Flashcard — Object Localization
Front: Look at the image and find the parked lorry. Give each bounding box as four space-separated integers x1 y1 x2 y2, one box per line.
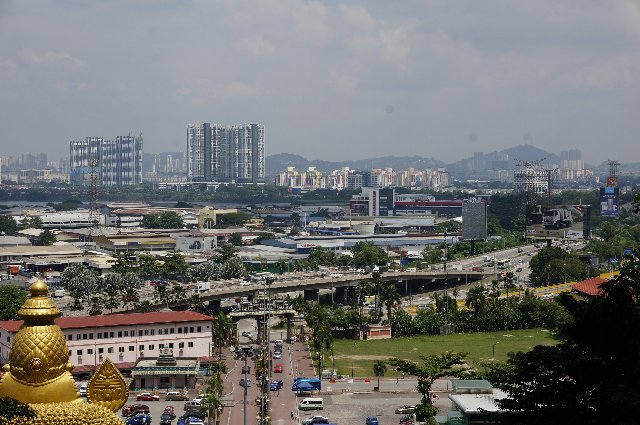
542 208 573 229
7 265 20 275
196 282 211 292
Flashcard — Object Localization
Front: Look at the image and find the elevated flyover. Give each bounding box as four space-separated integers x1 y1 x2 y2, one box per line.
195 269 487 302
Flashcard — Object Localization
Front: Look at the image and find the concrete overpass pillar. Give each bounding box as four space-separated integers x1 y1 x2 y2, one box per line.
335 287 347 303
286 314 293 341
303 289 319 302
256 316 264 344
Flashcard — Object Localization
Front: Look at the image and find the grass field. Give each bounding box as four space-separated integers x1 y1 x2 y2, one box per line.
326 328 559 378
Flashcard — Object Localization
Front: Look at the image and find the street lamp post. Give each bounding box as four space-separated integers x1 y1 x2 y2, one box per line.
493 341 500 358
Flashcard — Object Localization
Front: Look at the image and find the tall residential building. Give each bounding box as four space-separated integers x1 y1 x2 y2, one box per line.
69 135 143 186
187 123 264 183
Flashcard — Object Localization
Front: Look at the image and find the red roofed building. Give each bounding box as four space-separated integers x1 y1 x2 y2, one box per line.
572 277 608 297
0 311 213 377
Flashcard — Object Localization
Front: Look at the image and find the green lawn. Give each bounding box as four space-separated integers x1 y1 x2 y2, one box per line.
326 328 558 378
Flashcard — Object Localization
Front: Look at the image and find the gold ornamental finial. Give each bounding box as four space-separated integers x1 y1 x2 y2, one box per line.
0 278 128 423
0 278 79 403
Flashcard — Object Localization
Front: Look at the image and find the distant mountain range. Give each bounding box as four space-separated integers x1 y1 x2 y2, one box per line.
266 144 564 176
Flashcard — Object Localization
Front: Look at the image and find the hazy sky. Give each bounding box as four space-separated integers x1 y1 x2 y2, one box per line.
1 1 639 164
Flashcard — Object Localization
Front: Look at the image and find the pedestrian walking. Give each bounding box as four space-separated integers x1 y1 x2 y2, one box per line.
396 377 399 385
402 372 405 379
291 412 294 420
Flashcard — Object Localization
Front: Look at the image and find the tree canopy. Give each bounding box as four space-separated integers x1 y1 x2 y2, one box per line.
0 285 28 320
488 258 640 425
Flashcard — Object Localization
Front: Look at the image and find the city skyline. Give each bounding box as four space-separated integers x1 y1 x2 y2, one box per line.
1 1 639 164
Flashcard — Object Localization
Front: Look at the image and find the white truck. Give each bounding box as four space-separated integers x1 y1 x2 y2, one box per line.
196 281 211 292
542 208 573 229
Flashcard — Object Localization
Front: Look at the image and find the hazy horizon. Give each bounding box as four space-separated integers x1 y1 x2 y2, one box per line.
1 1 639 164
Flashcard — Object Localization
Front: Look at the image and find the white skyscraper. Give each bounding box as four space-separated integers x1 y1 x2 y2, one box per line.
187 123 264 183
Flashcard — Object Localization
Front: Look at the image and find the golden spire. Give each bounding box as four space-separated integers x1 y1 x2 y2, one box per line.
0 279 128 423
0 279 79 403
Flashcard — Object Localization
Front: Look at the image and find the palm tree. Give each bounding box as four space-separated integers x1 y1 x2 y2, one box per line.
373 360 387 390
211 312 231 359
465 285 486 320
203 361 228 425
380 281 401 326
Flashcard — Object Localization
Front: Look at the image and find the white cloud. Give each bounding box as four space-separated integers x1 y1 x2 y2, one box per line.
23 50 85 68
234 36 276 57
338 4 376 31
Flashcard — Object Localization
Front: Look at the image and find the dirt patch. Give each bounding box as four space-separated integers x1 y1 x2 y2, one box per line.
332 354 391 360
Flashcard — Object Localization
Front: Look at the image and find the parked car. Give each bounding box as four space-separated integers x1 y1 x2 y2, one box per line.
273 380 284 389
273 352 282 359
183 401 202 411
239 378 251 387
136 392 160 401
192 394 205 404
163 406 176 419
122 404 150 417
177 414 206 425
126 414 152 425
395 405 416 414
270 382 280 391
160 412 174 425
241 331 252 338
241 365 251 374
274 363 284 373
166 392 189 401
302 415 330 424
366 416 380 425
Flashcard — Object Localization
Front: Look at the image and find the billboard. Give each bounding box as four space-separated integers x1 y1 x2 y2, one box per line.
462 200 487 241
600 186 620 217
526 205 591 240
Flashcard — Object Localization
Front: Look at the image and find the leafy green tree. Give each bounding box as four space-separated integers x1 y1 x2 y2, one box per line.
220 257 246 279
488 259 640 425
61 263 101 310
88 295 104 316
109 252 138 275
215 212 251 228
170 282 188 305
19 216 42 229
227 232 243 246
307 247 336 268
0 214 18 236
528 247 571 286
162 251 187 281
36 229 56 246
174 201 193 208
101 273 124 313
121 287 140 310
211 243 238 264
352 241 389 269
187 293 205 313
158 211 184 228
134 300 158 313
389 353 470 421
140 214 160 228
0 285 28 320
252 232 275 245
422 247 443 265
153 283 172 308
373 360 387 389
185 262 220 282
138 253 160 280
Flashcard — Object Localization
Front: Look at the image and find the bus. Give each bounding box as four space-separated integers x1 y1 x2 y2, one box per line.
292 377 322 391
496 259 512 270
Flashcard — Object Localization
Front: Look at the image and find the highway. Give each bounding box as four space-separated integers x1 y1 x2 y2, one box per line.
53 241 587 315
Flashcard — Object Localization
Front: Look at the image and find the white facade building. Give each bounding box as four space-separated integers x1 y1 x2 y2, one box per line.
0 311 213 372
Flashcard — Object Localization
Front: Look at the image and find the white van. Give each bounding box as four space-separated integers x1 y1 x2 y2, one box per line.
299 397 324 411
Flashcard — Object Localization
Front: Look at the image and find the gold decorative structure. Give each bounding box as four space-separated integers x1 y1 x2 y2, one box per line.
0 279 128 424
87 358 129 412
